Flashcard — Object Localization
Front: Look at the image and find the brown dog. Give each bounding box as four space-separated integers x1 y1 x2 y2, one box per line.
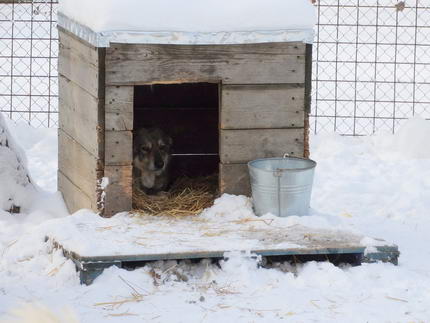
133 128 173 194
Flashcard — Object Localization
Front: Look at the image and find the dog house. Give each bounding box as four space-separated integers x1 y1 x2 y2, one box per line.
57 0 316 216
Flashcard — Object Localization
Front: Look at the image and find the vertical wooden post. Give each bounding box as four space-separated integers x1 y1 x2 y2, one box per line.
103 85 134 217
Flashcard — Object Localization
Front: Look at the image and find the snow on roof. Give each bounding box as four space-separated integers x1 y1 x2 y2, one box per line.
58 0 316 47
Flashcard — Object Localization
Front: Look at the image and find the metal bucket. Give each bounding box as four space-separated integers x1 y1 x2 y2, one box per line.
248 156 317 217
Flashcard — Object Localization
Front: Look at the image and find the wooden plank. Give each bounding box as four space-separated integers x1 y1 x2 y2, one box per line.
221 84 305 129
59 75 102 156
49 215 399 284
220 128 305 164
106 42 306 85
305 44 313 114
105 85 134 131
105 130 133 166
58 29 101 97
58 171 93 213
58 129 102 205
67 243 398 284
219 163 251 196
104 166 133 217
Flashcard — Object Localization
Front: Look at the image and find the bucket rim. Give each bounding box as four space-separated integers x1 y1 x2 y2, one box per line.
247 156 317 172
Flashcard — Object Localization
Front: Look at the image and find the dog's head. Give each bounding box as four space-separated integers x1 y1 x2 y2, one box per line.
133 128 173 172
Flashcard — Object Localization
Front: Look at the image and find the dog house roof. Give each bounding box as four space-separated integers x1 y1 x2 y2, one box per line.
58 0 316 47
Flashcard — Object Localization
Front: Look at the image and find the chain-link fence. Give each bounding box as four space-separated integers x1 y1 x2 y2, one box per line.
311 0 430 135
0 0 58 128
1 0 429 134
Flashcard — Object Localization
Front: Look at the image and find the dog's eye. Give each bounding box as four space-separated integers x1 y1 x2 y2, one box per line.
141 146 150 152
159 144 167 150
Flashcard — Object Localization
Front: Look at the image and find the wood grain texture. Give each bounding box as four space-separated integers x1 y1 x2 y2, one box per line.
58 30 101 97
105 85 134 131
105 130 133 166
58 171 94 213
221 84 305 129
106 42 306 85
104 166 133 217
305 44 313 114
219 163 251 196
58 129 102 205
220 128 305 164
59 75 103 156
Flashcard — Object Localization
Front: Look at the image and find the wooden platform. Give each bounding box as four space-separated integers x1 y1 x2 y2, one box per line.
47 211 399 285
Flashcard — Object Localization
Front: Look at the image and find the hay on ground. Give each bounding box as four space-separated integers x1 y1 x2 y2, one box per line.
133 175 218 217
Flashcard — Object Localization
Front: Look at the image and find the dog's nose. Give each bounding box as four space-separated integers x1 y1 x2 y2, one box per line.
154 160 164 170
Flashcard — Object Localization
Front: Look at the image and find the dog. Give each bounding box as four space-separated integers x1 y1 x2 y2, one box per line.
133 128 173 195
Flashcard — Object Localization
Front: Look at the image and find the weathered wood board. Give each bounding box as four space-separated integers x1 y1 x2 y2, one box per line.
106 42 306 85
219 163 251 196
220 128 305 164
58 29 103 98
104 166 133 217
59 75 103 156
221 84 305 130
58 129 103 200
105 85 134 131
58 28 105 215
58 171 94 212
105 130 133 166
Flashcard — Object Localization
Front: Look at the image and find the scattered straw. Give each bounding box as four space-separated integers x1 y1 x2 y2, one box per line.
94 293 144 309
133 175 218 217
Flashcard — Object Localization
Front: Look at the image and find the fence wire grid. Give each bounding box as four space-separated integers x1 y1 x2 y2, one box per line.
0 0 58 128
0 0 429 134
312 0 430 135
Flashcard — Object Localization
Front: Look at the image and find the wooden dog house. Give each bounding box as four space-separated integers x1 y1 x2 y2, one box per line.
57 1 316 217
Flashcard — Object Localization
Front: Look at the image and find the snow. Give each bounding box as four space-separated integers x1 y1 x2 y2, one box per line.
1 115 430 322
0 114 33 212
57 0 316 46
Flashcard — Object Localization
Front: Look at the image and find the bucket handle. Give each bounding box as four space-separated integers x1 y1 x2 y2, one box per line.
273 153 290 178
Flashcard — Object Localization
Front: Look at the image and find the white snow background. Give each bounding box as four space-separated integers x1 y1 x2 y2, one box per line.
0 116 429 322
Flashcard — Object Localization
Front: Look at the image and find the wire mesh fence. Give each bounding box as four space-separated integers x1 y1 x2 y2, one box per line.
0 0 58 127
311 0 430 135
0 0 429 134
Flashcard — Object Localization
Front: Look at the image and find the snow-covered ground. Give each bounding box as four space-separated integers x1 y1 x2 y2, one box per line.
1 117 430 322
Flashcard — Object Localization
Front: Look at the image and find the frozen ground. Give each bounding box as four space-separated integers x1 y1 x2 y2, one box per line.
0 117 430 322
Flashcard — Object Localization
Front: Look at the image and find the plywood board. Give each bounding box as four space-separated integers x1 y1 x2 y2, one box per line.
106 42 306 85
221 84 305 130
220 128 305 164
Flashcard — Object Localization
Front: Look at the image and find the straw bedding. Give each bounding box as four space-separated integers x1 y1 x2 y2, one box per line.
133 175 218 217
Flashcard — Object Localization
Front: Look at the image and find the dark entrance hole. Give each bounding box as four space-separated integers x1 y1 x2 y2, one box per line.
133 83 219 183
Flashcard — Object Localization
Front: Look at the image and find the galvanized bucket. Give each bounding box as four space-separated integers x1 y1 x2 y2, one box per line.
248 156 317 217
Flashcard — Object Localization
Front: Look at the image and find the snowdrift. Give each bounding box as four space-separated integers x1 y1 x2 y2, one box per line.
0 114 33 213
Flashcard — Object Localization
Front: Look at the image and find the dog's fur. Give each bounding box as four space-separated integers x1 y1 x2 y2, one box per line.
133 128 172 194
